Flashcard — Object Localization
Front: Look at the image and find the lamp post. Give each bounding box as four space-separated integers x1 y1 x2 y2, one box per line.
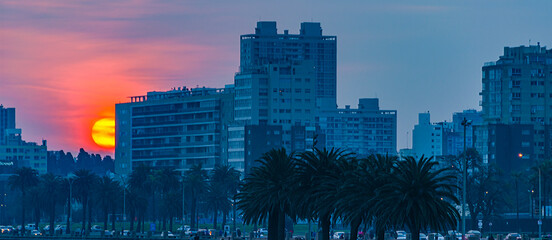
461 118 472 240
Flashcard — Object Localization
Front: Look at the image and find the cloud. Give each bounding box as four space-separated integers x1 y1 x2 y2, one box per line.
0 1 235 155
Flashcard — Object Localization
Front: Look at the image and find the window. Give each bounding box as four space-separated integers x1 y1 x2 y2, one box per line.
295 89 302 93
511 81 521 88
305 89 311 93
510 68 521 76
512 92 521 99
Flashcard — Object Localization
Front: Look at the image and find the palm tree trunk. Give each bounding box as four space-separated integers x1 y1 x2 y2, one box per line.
321 213 331 240
222 210 227 230
34 206 39 233
21 190 26 235
163 214 167 231
169 214 173 232
111 206 116 231
213 206 218 230
50 202 56 236
104 206 109 233
376 217 385 240
87 200 92 236
66 196 71 234
267 208 278 240
130 209 135 231
350 216 361 240
191 198 197 229
82 198 87 235
277 209 286 240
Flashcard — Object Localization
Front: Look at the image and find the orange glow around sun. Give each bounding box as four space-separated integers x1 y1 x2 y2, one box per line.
92 118 115 149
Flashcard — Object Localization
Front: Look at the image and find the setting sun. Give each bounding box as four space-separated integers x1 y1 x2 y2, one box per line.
91 118 115 148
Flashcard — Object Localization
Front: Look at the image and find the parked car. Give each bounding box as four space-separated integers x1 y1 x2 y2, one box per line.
25 224 37 230
333 232 345 239
104 230 114 236
91 225 102 232
177 225 191 233
161 231 176 238
258 228 268 237
466 230 481 239
31 230 42 236
43 225 50 232
419 233 428 240
54 225 66 233
505 233 522 240
397 231 407 240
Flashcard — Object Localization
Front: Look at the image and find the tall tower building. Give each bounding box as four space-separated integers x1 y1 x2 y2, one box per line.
0 105 16 145
240 21 337 109
479 44 552 171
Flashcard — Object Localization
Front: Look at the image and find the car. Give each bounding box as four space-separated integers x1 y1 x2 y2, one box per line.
25 224 37 230
436 233 445 240
54 225 66 233
397 231 407 240
43 225 50 231
177 225 191 232
419 233 428 240
505 233 521 240
161 231 176 238
31 230 42 236
333 232 345 239
104 230 114 236
466 230 481 239
91 225 103 232
122 230 130 236
258 228 268 237
208 229 217 236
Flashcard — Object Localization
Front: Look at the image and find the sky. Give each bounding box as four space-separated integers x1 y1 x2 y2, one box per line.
1 0 551 156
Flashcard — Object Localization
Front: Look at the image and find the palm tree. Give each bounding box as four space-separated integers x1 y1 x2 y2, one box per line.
210 165 240 230
73 169 98 235
95 176 119 231
511 171 523 231
296 148 352 240
128 164 153 233
238 148 297 240
337 154 397 240
376 156 459 240
154 168 179 231
40 173 61 236
184 164 208 230
8 167 39 233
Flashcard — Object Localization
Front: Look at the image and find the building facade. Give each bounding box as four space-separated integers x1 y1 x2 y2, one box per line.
240 21 337 110
0 129 47 174
480 44 552 169
317 98 396 156
0 105 15 146
115 87 234 174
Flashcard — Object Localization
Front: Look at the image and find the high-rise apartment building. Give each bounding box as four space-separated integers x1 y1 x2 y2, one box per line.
317 98 396 156
115 87 234 174
240 21 337 109
479 44 552 169
0 105 15 146
0 129 48 174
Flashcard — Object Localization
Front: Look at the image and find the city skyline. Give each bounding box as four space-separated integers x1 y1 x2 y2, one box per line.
1 1 551 155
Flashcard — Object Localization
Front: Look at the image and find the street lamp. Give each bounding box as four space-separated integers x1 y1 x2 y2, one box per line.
461 118 472 240
539 167 542 240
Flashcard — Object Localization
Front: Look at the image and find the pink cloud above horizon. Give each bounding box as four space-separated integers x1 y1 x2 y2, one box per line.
0 1 235 156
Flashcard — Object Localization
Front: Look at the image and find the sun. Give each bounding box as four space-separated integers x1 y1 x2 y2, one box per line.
91 118 115 148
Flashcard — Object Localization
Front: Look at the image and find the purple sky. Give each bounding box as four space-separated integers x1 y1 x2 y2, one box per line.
1 0 551 155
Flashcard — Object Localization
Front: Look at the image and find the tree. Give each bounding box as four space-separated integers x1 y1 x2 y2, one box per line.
296 148 352 240
154 168 179 231
183 164 208 230
40 173 61 236
376 156 459 240
128 164 153 233
95 176 119 231
8 167 39 233
74 169 98 235
209 165 240 230
237 148 296 240
338 154 397 240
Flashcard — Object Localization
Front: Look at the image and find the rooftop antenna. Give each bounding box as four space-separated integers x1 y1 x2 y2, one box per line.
529 39 531 45
406 131 409 148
